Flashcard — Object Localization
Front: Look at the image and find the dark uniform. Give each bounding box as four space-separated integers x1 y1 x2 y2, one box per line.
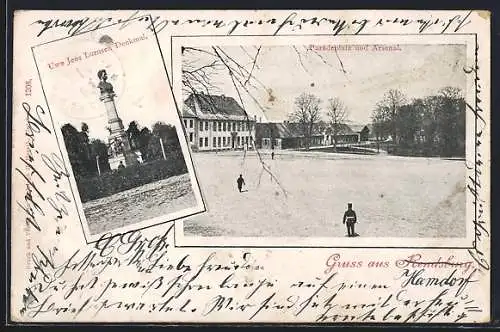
343 203 357 237
237 174 245 192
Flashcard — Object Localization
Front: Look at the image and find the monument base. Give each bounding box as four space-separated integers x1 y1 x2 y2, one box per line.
109 151 140 170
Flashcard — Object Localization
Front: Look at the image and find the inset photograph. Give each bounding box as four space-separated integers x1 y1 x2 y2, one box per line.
32 21 205 241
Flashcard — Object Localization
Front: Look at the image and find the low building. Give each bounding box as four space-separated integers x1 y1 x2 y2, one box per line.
257 122 370 149
255 122 325 149
325 124 370 144
181 92 256 151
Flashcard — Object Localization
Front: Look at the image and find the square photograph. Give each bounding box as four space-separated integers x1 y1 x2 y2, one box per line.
172 35 475 247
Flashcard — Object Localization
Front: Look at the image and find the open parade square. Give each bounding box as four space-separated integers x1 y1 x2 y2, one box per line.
183 150 465 239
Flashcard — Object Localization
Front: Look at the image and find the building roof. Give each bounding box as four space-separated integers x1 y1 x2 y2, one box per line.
349 124 369 133
182 103 197 118
183 92 251 121
256 122 369 139
334 123 355 134
256 122 324 139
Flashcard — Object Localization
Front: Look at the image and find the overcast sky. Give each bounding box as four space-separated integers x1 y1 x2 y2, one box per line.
182 44 467 125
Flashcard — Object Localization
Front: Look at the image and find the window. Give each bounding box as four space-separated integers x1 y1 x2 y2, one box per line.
245 136 249 144
199 121 203 131
232 122 236 131
218 122 222 131
223 122 226 131
189 133 193 142
199 138 203 147
238 122 241 131
223 137 226 146
205 137 208 146
205 121 209 130
213 121 216 132
237 136 241 146
213 137 216 147
183 119 187 127
189 120 193 128
217 137 221 147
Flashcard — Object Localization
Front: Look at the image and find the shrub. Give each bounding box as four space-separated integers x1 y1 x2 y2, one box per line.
76 155 188 202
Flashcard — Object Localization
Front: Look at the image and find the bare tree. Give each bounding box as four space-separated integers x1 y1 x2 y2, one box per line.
181 47 224 97
180 46 346 194
326 97 349 150
290 93 322 150
181 46 268 113
376 89 407 143
181 46 289 196
181 45 347 115
371 104 392 141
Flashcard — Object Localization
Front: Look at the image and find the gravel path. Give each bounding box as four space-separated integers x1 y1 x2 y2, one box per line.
84 173 196 235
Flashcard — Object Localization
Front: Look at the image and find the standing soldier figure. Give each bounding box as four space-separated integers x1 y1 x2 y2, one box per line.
343 203 357 237
237 174 246 193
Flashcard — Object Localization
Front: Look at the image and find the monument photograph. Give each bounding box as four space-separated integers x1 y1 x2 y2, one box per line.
172 35 474 247
31 26 205 240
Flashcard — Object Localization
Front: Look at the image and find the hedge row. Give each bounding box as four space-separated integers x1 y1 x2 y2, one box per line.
387 144 465 158
76 155 188 203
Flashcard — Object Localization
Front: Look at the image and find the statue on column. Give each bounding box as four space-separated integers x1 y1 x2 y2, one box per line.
97 69 114 95
98 69 138 170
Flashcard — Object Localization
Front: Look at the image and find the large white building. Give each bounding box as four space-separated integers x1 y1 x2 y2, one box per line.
181 92 256 151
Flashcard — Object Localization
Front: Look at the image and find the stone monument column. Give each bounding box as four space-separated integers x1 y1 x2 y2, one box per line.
97 69 138 170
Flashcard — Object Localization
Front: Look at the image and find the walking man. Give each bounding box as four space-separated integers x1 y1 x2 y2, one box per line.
237 174 246 192
342 203 357 237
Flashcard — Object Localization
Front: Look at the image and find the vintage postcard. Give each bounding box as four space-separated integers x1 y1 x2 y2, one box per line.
10 10 490 324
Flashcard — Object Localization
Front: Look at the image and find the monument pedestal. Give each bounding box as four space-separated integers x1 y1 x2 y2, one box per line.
109 151 140 170
108 154 126 170
98 69 142 171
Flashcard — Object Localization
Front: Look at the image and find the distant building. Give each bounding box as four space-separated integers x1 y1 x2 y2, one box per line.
255 121 325 149
328 124 370 144
257 122 370 149
181 92 256 151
